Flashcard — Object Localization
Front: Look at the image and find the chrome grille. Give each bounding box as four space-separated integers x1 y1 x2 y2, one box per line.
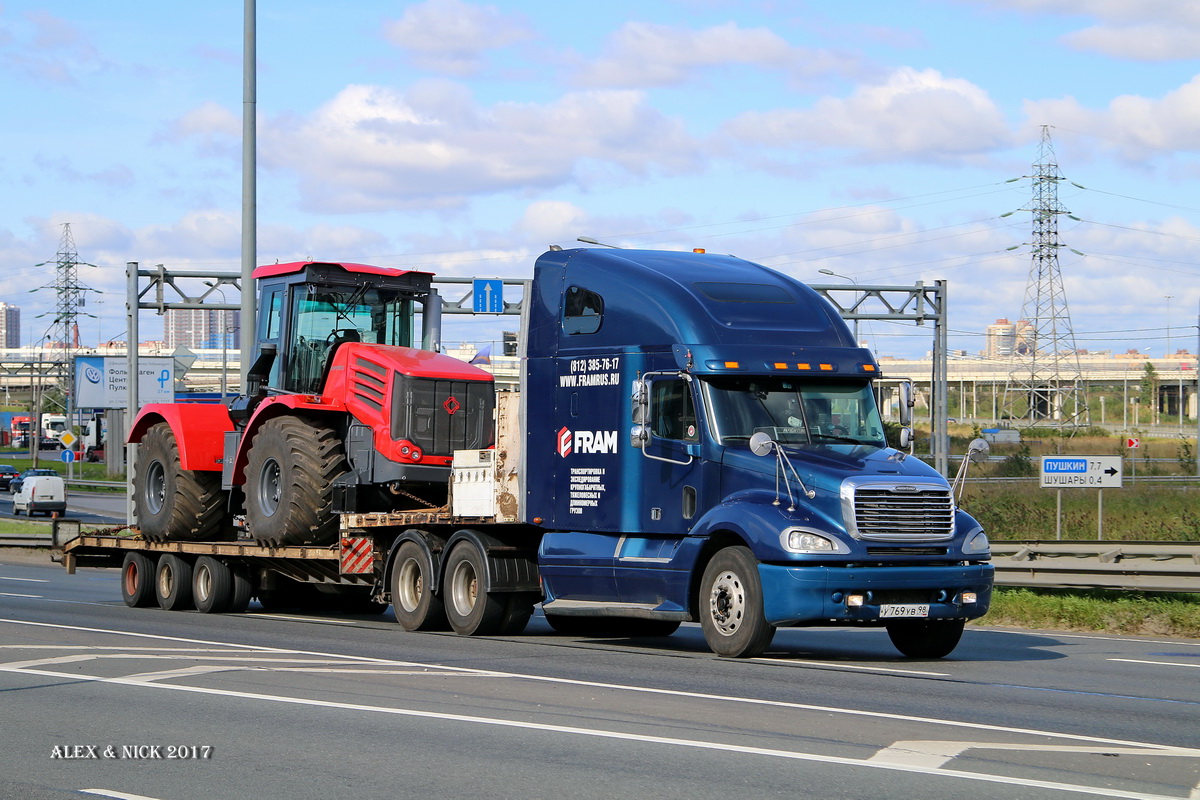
851 483 954 542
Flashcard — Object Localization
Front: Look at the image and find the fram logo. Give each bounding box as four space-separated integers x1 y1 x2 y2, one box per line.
557 427 618 458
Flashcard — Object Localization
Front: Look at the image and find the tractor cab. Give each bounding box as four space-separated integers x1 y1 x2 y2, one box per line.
251 261 435 395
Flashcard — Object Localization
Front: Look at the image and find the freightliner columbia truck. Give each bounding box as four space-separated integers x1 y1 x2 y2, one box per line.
59 247 993 658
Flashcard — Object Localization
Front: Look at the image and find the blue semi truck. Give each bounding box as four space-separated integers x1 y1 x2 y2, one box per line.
61 247 992 659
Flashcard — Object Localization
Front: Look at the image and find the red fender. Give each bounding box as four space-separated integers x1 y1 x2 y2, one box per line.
127 403 234 473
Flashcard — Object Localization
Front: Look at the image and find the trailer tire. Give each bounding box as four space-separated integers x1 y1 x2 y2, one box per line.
885 619 965 659
155 554 194 611
390 540 448 631
699 546 775 658
245 416 348 547
135 422 226 543
443 541 505 636
120 552 157 608
498 592 539 635
193 556 237 614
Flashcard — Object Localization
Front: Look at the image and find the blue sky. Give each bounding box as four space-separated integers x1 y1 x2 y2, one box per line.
2 0 1200 360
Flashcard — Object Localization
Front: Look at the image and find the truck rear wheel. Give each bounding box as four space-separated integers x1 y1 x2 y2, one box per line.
135 422 226 543
699 546 775 658
886 619 965 658
155 554 194 611
120 552 156 608
245 416 348 547
390 540 448 631
193 556 252 614
443 541 505 636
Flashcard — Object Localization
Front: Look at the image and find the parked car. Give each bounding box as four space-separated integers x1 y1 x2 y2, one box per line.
0 465 18 490
12 474 67 517
39 436 64 451
9 468 58 495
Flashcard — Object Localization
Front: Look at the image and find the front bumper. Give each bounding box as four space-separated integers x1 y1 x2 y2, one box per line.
759 562 994 627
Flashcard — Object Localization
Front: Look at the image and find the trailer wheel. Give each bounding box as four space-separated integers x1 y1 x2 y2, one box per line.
886 619 965 658
443 541 505 636
189 556 238 614
245 416 348 547
155 554 194 611
390 540 448 631
135 422 225 543
120 552 157 608
497 592 539 635
699 546 775 658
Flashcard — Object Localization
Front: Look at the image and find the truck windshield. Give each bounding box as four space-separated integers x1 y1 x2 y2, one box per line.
702 377 886 448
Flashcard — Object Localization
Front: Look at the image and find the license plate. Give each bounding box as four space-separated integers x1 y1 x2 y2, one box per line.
880 604 929 618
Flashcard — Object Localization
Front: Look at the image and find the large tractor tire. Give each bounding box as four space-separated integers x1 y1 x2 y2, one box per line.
244 416 348 547
134 422 225 543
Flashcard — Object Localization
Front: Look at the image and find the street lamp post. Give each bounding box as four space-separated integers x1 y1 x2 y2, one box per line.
818 268 860 344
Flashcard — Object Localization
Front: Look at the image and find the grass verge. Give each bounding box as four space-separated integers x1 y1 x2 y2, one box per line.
975 587 1200 639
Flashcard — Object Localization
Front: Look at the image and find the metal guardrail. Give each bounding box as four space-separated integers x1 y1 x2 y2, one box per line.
0 533 53 547
991 541 1200 593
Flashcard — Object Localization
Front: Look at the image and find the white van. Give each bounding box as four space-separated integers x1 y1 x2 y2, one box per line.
12 474 67 517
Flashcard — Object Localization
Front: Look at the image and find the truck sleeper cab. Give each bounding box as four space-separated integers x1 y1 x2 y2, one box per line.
525 247 992 658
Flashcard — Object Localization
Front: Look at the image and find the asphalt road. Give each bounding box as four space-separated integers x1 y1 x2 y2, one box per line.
1 552 1198 800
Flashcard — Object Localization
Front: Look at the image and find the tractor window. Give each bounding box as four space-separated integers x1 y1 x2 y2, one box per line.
283 285 416 394
649 379 698 441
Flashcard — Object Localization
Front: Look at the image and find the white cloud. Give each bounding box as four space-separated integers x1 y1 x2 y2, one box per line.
724 67 1011 161
962 0 1200 60
1025 75 1200 156
1062 23 1200 61
258 82 704 213
156 101 240 156
383 0 533 76
576 20 863 88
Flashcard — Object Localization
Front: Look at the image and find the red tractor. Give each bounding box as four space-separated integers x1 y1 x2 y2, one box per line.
128 261 495 546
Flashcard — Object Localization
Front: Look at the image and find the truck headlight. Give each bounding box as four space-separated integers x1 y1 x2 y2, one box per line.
964 527 990 555
781 527 849 554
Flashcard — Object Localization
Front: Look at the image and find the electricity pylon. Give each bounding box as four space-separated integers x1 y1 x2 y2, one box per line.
1002 126 1089 430
34 222 99 350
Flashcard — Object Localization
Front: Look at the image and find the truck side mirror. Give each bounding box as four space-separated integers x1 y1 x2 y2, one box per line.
898 427 913 450
749 431 775 457
898 381 914 427
631 380 648 424
630 424 648 450
967 437 990 463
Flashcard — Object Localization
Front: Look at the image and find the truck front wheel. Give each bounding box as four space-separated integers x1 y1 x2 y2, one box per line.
699 546 775 658
390 540 448 631
886 619 965 658
244 416 348 547
135 422 225 543
443 541 505 636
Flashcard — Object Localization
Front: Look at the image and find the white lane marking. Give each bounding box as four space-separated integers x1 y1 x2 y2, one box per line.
0 592 41 598
870 740 1200 769
1 616 1194 755
0 576 48 583
1110 658 1200 670
754 657 948 676
1 662 1189 800
122 665 241 683
82 790 162 800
